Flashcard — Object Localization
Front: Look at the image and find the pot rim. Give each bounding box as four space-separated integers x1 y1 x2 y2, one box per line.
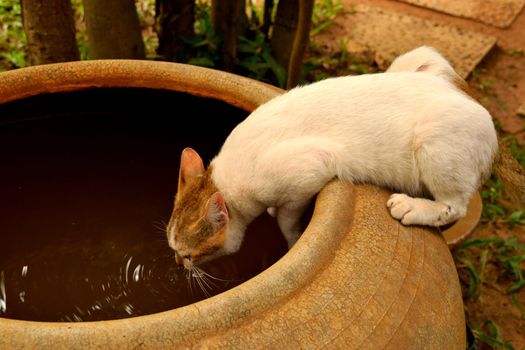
0 59 282 112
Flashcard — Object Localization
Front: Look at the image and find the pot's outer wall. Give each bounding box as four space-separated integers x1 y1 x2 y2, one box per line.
0 61 465 349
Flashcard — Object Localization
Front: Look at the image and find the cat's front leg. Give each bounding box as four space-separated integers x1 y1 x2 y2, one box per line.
276 200 310 249
386 193 466 226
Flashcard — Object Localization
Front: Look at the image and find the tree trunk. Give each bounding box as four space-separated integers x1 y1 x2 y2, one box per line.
212 0 245 71
270 0 314 89
270 0 298 76
286 0 314 89
156 0 194 61
83 0 145 59
20 0 80 65
261 0 274 37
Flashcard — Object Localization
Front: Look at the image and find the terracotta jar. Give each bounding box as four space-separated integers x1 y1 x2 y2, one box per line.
0 61 467 349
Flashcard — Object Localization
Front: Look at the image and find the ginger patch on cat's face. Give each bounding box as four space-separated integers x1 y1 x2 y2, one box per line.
167 166 228 264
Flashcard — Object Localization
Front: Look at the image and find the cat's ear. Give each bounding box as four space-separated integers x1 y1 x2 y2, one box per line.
205 192 229 231
178 147 204 190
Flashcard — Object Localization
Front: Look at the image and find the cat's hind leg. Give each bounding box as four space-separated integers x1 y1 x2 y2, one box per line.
387 136 476 226
387 100 495 226
388 138 486 225
387 117 494 226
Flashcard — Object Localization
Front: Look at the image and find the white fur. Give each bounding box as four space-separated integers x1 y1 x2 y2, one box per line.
210 46 498 251
386 45 460 81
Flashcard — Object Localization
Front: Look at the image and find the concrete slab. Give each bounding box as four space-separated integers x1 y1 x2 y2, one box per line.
333 3 497 78
395 0 525 28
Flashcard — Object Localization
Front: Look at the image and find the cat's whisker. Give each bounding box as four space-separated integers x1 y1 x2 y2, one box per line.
196 267 231 283
195 269 216 290
194 268 223 289
197 279 210 297
193 271 211 297
151 221 167 234
190 267 216 296
199 273 217 289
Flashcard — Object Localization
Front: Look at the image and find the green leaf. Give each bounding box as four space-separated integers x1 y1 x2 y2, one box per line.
507 278 525 294
479 249 489 278
188 57 215 68
505 48 524 56
310 20 333 36
182 36 209 48
261 51 286 88
500 255 525 281
237 41 258 54
486 203 506 217
311 0 344 37
505 236 525 252
510 294 525 319
472 320 515 350
458 237 502 251
507 210 525 228
2 51 25 68
458 257 480 298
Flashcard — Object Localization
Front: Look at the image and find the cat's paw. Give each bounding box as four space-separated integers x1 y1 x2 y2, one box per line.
387 194 416 224
386 193 455 226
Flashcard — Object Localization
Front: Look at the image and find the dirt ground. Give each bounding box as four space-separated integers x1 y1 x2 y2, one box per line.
314 1 525 348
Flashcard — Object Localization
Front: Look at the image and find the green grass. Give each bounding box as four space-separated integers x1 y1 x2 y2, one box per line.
502 135 525 164
480 78 496 93
455 236 524 349
471 320 515 350
455 236 525 297
505 48 524 57
481 176 513 225
481 136 525 228
310 0 344 37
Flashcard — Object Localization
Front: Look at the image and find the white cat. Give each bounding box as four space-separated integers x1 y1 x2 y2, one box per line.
167 46 498 268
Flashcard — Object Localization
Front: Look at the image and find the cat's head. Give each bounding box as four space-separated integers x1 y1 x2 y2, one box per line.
167 148 230 269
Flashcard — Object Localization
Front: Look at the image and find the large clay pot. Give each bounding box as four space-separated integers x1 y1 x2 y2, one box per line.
0 61 467 349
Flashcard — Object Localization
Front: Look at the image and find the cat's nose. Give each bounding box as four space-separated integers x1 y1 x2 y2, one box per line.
183 261 192 269
175 252 192 267
181 255 193 269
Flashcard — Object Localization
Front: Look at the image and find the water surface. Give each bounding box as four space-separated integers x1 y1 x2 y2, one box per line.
0 89 288 322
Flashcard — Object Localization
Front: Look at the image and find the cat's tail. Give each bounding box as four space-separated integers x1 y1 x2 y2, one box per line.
386 46 465 88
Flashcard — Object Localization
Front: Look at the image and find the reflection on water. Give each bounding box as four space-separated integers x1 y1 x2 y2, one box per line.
0 272 6 313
